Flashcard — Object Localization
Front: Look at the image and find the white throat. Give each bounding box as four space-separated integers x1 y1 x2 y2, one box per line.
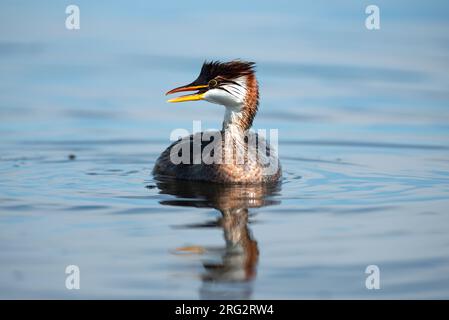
223 105 245 131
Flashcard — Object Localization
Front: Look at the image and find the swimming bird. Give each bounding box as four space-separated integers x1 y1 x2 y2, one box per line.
153 60 281 184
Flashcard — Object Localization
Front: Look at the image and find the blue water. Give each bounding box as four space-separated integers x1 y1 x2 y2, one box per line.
1 0 449 299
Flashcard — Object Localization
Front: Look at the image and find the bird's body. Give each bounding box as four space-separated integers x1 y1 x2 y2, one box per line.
153 131 281 184
153 60 281 184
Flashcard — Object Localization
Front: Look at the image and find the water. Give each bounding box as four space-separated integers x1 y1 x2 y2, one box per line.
1 0 449 299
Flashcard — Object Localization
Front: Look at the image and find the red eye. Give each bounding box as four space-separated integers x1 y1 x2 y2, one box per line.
208 79 218 88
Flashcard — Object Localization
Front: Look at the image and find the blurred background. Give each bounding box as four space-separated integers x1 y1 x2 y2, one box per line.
1 0 449 299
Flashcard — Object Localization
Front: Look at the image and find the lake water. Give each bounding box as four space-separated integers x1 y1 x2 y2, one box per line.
1 1 449 299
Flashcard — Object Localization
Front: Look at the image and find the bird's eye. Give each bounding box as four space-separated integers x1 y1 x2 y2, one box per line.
208 79 218 88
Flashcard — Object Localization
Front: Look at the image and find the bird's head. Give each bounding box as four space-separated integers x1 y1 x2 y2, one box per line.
166 60 259 130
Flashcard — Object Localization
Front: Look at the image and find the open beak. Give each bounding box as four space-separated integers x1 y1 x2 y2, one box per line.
165 84 208 103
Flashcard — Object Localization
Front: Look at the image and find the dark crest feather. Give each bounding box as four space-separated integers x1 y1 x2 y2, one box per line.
194 60 256 84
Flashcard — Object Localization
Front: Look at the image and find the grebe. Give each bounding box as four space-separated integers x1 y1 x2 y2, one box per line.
153 60 281 184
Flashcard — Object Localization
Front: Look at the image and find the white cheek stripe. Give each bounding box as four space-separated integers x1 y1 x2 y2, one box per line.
225 86 244 98
204 76 248 108
227 83 246 94
222 77 247 102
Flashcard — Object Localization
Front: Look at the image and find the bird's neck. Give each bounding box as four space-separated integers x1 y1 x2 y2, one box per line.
222 107 246 136
221 74 259 136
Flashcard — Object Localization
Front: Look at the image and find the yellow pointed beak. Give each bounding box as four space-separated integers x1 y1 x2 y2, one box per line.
165 84 208 103
167 93 205 103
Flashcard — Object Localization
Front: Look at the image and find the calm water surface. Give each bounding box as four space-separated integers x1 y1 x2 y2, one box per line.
1 1 449 298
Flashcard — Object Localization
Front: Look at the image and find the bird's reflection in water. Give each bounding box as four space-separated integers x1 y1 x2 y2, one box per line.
155 179 281 299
